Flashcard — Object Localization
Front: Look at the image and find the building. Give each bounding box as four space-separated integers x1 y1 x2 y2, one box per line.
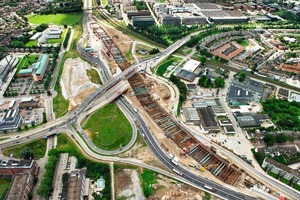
53 154 90 200
18 54 50 81
127 11 151 19
0 159 37 176
262 157 300 184
0 55 18 87
29 32 42 40
212 41 244 60
159 14 181 26
219 119 233 126
276 62 300 75
5 172 34 200
19 98 40 109
132 16 155 27
182 16 207 25
233 112 261 128
224 126 235 134
197 107 219 132
183 107 200 125
227 85 253 105
176 59 201 82
0 109 22 132
62 169 87 200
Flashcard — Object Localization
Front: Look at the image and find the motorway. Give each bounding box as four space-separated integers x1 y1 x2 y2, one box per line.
0 8 299 200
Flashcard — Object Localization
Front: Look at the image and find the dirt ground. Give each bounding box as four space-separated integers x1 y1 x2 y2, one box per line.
144 76 171 110
115 168 221 200
60 58 98 109
115 169 144 200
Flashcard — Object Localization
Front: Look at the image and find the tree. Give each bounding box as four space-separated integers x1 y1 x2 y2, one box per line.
287 135 295 142
21 147 34 159
263 134 275 146
149 48 159 54
200 56 207 65
239 72 246 82
214 77 225 88
36 23 49 32
276 133 287 143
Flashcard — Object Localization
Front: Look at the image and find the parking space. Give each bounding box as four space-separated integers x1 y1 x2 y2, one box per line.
4 77 45 97
19 108 44 127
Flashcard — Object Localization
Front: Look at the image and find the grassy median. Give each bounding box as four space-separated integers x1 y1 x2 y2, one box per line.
82 103 133 150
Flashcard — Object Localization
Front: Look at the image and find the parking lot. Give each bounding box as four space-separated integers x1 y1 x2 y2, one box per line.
4 77 44 97
19 108 44 127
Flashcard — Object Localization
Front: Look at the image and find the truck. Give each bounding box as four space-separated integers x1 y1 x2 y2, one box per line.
204 185 216 192
172 168 183 176
171 156 179 165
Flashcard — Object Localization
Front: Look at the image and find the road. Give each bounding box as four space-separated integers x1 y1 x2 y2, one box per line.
1 8 299 200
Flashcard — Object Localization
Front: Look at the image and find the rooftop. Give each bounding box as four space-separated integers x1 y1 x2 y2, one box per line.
264 157 300 178
197 107 218 128
0 159 34 169
182 59 200 72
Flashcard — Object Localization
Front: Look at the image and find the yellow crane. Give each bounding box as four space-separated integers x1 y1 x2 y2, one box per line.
199 164 219 172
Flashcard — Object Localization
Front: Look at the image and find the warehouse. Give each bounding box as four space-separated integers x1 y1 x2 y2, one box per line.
197 107 219 133
159 14 181 26
183 107 200 125
132 16 155 27
0 108 23 132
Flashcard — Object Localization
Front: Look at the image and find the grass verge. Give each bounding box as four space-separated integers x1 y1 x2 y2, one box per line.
0 177 11 200
87 68 102 84
25 40 38 47
53 54 69 118
82 103 133 150
3 139 47 159
156 56 180 77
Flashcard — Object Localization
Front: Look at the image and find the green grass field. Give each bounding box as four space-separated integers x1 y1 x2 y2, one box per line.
141 169 157 197
86 69 102 84
0 178 11 200
17 54 39 70
27 13 83 26
3 139 47 159
83 103 133 150
156 56 180 77
25 40 38 47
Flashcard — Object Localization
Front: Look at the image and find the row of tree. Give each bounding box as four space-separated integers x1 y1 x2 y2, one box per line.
263 133 292 146
63 28 71 48
170 74 187 113
262 98 300 131
198 75 225 88
39 0 82 14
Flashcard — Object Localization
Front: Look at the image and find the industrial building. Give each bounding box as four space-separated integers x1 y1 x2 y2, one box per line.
183 107 201 125
132 16 155 27
127 11 151 19
38 25 63 44
18 54 50 81
233 112 261 128
0 55 18 87
0 109 23 132
197 107 219 132
176 59 201 82
227 85 254 105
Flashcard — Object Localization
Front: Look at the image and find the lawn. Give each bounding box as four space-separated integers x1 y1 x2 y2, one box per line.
141 169 158 197
53 54 69 118
237 39 249 47
17 54 39 70
156 56 180 77
27 13 83 26
3 139 47 159
83 103 133 150
0 177 11 200
267 171 278 178
25 40 38 47
86 69 102 84
47 28 67 44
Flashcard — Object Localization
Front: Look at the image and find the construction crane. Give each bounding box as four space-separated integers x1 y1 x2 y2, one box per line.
199 164 219 172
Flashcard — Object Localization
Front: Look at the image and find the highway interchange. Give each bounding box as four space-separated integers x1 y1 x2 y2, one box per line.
0 8 300 200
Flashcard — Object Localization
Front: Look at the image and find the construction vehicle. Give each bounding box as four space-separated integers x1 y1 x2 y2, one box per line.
199 163 219 172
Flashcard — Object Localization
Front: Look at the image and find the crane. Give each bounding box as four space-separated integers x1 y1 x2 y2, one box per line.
199 163 219 172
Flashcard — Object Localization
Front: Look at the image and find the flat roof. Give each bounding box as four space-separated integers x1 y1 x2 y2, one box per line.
35 54 49 75
183 108 200 121
224 126 235 133
0 159 34 169
228 85 253 99
182 59 200 72
197 107 218 128
176 70 196 82
6 173 31 200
